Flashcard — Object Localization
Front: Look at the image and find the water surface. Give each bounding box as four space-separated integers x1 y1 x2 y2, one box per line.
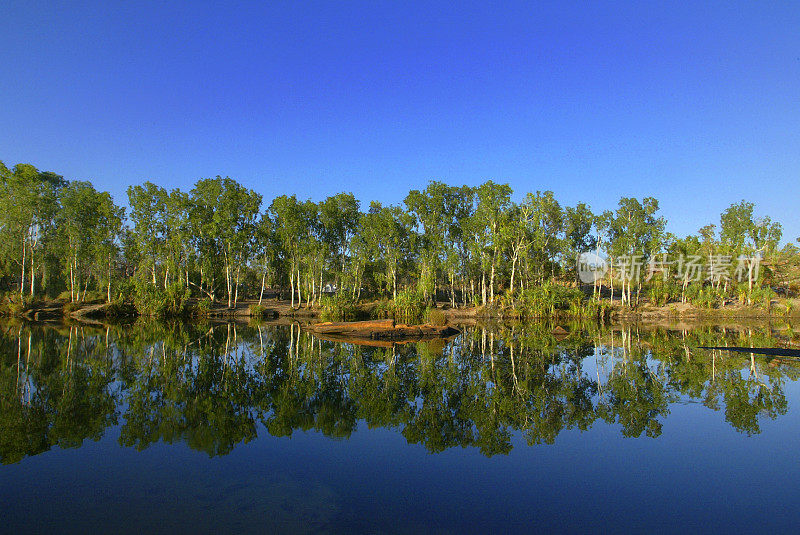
1 320 799 533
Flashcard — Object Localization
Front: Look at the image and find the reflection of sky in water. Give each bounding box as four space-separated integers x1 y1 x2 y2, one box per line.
1 322 799 533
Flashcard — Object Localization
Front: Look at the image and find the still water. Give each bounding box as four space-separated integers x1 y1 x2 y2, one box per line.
1 320 799 533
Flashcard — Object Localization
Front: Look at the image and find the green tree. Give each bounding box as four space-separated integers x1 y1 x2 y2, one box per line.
0 163 65 296
358 202 415 300
190 177 262 308
127 181 169 286
467 181 512 304
58 181 107 301
605 197 666 306
269 195 311 308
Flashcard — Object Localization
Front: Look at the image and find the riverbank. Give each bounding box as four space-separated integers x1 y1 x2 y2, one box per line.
4 295 800 324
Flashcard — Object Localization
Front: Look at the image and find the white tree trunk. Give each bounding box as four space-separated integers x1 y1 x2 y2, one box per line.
290 269 295 309
259 270 266 305
20 236 26 294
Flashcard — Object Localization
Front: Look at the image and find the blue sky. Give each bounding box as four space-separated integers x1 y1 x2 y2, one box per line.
2 1 799 241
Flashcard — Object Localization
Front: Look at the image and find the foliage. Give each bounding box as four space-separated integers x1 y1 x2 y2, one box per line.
134 280 190 317
2 293 32 315
392 287 427 323
424 307 447 326
684 284 724 309
1 160 798 317
648 280 682 307
195 298 213 316
320 295 360 322
511 283 585 318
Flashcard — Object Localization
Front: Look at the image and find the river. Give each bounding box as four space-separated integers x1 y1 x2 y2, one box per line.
1 320 798 533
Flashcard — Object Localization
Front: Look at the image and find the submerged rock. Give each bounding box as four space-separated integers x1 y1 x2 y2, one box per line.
307 319 459 343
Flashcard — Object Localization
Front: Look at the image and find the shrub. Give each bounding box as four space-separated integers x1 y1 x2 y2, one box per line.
320 294 359 321
82 290 106 303
4 293 32 316
196 297 213 315
687 284 723 309
249 303 267 317
392 287 426 323
62 300 81 315
648 280 680 307
425 307 447 326
114 278 136 303
776 299 793 316
105 300 131 317
513 282 586 318
134 280 190 317
749 285 775 308
370 299 393 319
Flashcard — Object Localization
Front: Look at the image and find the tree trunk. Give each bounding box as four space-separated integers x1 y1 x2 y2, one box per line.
234 266 240 307
510 249 519 295
29 246 35 296
470 278 475 306
259 269 267 305
20 236 26 294
490 260 495 304
290 269 295 309
609 259 614 306
225 254 232 308
296 267 301 308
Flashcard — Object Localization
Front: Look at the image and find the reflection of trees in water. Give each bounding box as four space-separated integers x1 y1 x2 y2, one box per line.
0 323 118 464
0 320 796 463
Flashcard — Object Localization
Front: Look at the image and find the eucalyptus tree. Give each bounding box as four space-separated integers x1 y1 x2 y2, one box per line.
605 197 666 306
441 185 475 306
163 188 193 289
0 162 65 296
58 181 122 301
190 177 261 308
358 202 415 300
595 211 616 302
404 182 452 301
468 181 512 304
563 202 596 278
719 202 752 255
127 181 168 285
521 191 564 285
502 202 532 296
668 233 702 301
92 192 125 302
58 181 95 300
269 195 310 308
253 213 279 305
698 224 718 288
300 199 324 306
318 193 360 293
719 200 782 296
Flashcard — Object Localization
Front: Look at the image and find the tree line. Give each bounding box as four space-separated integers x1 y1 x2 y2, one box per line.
1 160 795 315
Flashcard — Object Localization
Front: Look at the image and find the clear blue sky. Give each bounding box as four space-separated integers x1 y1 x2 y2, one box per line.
2 1 799 241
